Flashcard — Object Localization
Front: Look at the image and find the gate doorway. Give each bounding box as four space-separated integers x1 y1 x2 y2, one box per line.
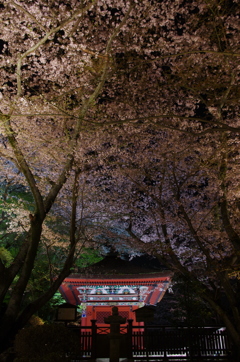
81 305 143 329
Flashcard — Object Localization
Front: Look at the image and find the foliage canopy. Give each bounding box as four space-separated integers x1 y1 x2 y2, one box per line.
0 0 240 356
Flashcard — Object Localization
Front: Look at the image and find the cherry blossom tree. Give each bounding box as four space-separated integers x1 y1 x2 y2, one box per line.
85 124 240 354
0 0 135 351
64 0 240 350
0 0 240 356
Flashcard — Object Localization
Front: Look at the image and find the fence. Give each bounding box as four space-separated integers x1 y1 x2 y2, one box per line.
68 321 232 361
130 325 232 361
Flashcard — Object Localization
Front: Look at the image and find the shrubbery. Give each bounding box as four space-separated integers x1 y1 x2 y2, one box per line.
14 323 80 362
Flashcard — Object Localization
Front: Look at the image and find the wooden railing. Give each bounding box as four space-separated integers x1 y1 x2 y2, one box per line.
130 325 232 360
68 321 233 361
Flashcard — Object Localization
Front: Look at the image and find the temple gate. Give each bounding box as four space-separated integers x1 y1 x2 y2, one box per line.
59 254 173 327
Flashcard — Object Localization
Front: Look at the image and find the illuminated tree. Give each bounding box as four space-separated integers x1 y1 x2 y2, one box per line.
0 0 134 350
92 127 240 353
0 0 239 355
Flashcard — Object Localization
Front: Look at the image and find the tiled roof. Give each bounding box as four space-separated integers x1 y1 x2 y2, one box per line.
70 255 173 279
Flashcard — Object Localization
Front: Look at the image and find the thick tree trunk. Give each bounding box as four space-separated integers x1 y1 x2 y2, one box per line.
0 219 43 351
0 187 78 353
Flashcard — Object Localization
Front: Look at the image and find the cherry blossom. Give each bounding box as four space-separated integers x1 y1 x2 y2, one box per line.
0 0 240 355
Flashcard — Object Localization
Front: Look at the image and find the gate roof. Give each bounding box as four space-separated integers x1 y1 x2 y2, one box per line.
59 254 173 306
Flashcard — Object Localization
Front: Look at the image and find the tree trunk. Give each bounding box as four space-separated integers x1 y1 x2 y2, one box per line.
0 219 43 351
